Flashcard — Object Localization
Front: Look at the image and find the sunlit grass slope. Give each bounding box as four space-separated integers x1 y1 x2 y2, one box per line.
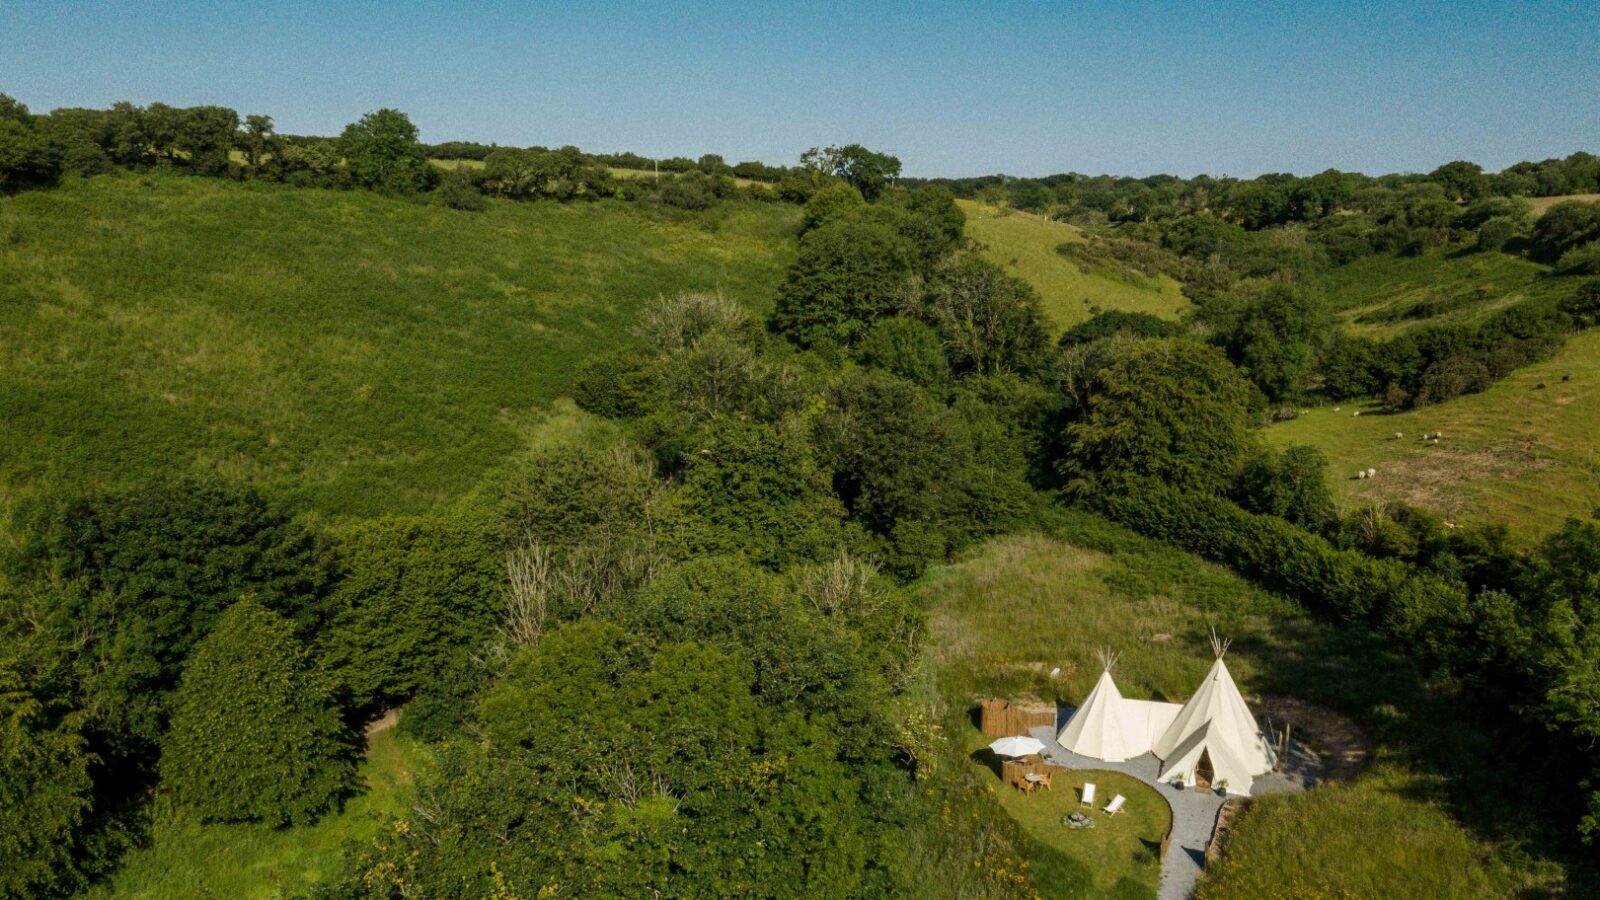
85 727 427 899
956 201 1188 331
1321 247 1571 338
1267 329 1600 540
0 173 798 517
916 523 1528 899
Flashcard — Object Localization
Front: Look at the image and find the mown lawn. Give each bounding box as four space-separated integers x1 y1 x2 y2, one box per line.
956 201 1188 332
0 173 798 517
914 519 1535 899
1268 329 1600 542
85 727 427 899
960 724 1170 900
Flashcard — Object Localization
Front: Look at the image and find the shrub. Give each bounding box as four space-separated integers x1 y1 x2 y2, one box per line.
1557 240 1600 275
438 165 486 211
161 600 356 826
855 316 950 390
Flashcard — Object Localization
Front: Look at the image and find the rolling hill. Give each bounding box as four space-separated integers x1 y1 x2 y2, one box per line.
956 200 1188 331
0 173 798 518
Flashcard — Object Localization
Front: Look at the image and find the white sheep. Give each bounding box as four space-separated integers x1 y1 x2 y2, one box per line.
1393 432 1403 440
1333 406 1341 412
1366 467 1377 478
1353 410 1361 417
1356 470 1367 480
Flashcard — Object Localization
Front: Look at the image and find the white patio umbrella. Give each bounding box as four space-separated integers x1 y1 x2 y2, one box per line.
988 735 1046 758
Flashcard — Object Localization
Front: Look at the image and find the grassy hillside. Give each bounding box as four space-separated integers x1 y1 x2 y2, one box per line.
0 173 798 517
1530 193 1600 216
956 201 1188 331
1322 247 1570 338
915 522 1536 899
1268 329 1600 538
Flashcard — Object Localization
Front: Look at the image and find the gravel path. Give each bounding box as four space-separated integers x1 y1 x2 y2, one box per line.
1027 708 1307 900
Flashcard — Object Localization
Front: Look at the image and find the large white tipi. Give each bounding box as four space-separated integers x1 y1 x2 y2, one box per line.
1054 633 1277 795
1152 638 1277 794
1056 651 1135 761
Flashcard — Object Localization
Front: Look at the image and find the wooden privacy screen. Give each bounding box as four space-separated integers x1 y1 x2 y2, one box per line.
979 697 1056 736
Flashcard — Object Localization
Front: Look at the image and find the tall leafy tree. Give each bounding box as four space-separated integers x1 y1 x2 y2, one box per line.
0 662 93 899
771 216 915 346
1061 338 1259 495
337 108 431 192
161 600 355 826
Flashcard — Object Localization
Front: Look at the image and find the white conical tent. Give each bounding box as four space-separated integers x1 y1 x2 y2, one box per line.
1057 668 1137 761
1153 656 1275 794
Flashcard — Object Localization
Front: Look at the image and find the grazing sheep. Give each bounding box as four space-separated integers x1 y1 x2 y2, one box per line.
1432 438 1439 444
1356 470 1367 480
1333 406 1341 412
1353 410 1361 417
1393 432 1403 440
1367 467 1377 478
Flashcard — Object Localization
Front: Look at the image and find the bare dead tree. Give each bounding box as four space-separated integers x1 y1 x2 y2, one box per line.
501 542 553 650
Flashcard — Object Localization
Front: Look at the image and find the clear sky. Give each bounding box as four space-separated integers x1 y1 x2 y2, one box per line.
2 0 1596 178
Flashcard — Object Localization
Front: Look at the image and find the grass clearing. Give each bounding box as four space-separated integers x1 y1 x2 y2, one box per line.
0 173 797 517
1268 329 1600 540
86 726 428 899
1529 193 1600 216
914 518 1536 899
956 201 1188 332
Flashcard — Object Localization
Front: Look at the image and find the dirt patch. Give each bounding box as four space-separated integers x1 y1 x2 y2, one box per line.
363 707 401 739
1358 441 1560 516
1252 696 1369 784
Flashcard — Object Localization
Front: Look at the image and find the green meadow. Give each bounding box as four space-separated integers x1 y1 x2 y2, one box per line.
956 200 1188 332
1268 328 1600 540
0 172 798 517
914 519 1536 899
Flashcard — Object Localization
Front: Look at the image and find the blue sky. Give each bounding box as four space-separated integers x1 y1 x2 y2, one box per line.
2 0 1596 178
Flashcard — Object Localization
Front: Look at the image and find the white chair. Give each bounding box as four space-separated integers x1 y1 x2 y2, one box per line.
1079 782 1096 807
1103 794 1126 816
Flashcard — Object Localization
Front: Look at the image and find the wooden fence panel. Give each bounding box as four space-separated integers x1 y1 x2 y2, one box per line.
978 698 1056 736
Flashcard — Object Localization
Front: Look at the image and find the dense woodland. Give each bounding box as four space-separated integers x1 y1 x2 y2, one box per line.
2 93 1600 898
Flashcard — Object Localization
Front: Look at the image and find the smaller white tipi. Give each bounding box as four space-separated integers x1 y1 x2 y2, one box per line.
1056 649 1135 761
1153 633 1277 794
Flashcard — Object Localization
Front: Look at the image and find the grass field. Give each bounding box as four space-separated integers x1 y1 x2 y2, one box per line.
1321 247 1570 338
0 172 798 518
86 726 427 899
914 520 1535 899
1268 329 1600 539
1529 193 1600 216
956 201 1188 332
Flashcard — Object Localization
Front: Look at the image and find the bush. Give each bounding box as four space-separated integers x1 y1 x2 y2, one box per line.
161 600 356 826
1557 240 1600 275
438 165 486 211
855 316 950 390
1058 310 1182 346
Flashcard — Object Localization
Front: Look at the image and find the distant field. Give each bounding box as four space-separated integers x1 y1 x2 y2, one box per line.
1530 193 1600 216
915 525 1527 899
956 201 1188 332
1268 329 1600 540
1321 247 1569 338
428 158 767 188
0 173 798 517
